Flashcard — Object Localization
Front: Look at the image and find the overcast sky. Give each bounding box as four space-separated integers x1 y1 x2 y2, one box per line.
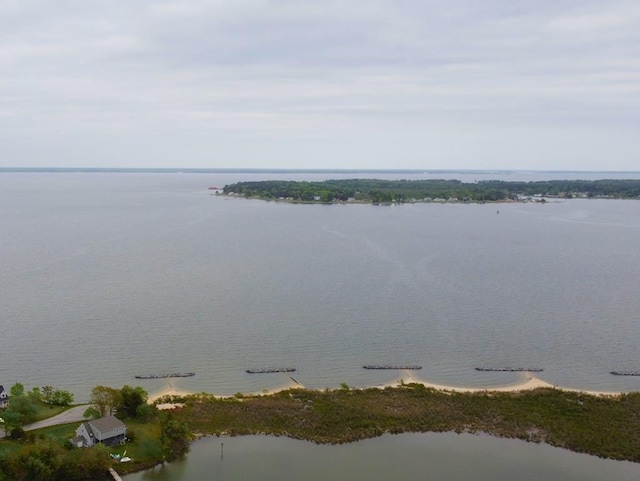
1 0 638 170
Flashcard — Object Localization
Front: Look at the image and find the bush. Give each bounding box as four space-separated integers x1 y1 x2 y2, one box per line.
9 427 25 440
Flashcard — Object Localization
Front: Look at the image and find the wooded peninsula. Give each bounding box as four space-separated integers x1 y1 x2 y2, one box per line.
221 178 640 203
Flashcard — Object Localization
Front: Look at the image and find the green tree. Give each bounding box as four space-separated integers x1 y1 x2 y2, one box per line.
88 386 121 417
6 440 59 480
3 439 110 481
83 407 101 420
135 403 156 422
50 389 73 406
57 444 111 481
119 385 148 418
160 414 191 461
10 383 25 397
3 390 36 431
27 387 42 402
41 386 54 403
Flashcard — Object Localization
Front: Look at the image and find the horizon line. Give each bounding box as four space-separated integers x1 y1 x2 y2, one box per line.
2 167 640 174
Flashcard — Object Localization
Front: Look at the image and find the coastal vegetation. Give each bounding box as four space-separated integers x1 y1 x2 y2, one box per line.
165 385 640 463
2 384 640 480
222 178 640 203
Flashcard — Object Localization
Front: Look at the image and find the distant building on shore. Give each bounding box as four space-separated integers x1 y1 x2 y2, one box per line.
0 385 8 409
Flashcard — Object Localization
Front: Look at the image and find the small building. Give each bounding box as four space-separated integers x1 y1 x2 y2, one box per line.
0 385 8 409
73 415 127 447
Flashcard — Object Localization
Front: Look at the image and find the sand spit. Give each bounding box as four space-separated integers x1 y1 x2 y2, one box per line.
148 372 626 407
377 371 624 397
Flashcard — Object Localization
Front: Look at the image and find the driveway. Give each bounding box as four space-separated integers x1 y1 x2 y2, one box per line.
0 405 89 439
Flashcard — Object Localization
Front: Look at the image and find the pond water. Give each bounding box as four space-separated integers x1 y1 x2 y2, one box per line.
124 433 640 481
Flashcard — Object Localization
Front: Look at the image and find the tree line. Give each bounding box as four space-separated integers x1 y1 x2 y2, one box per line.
1 384 73 437
222 178 640 202
0 383 191 481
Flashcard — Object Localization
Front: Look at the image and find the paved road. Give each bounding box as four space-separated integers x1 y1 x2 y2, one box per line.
0 405 89 439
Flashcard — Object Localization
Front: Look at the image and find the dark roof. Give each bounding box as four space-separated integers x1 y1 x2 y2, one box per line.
88 415 126 434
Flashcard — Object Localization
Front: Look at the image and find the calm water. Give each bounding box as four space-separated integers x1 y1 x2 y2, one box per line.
123 433 640 481
1 171 640 399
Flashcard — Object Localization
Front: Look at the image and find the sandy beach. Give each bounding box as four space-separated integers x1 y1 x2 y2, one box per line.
148 383 196 405
149 372 625 407
375 371 623 397
149 376 307 409
246 375 306 396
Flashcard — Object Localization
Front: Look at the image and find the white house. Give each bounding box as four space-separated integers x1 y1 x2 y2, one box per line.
71 415 127 447
0 385 8 409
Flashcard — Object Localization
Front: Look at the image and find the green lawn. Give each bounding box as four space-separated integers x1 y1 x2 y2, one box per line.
32 401 71 422
1 417 165 476
107 419 163 475
0 422 78 456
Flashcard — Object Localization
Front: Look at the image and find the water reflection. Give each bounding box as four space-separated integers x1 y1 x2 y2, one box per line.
125 433 640 481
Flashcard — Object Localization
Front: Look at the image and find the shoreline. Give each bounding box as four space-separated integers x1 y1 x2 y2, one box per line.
149 376 308 409
117 375 638 476
380 371 623 397
148 372 627 406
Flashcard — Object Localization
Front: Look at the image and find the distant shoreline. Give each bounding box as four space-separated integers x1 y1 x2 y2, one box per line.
221 178 640 203
2 167 640 175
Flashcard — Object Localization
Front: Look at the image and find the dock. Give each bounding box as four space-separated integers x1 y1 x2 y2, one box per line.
108 467 123 481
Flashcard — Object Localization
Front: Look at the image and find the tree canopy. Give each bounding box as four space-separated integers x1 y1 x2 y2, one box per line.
222 178 640 203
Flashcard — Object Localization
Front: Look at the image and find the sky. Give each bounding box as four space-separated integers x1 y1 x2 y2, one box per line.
1 0 638 170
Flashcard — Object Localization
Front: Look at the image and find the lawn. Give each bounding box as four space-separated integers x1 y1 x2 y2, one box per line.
32 401 71 422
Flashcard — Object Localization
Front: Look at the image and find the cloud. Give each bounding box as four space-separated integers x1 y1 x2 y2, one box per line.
0 0 639 169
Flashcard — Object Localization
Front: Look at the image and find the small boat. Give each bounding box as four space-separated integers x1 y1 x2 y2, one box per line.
610 371 640 376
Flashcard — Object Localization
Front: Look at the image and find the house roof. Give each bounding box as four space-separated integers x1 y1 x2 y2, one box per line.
89 415 126 434
0 385 7 397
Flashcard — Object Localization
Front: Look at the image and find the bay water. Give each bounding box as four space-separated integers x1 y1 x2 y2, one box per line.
3 170 640 478
2 171 639 396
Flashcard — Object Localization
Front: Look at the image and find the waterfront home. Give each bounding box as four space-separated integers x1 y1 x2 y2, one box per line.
0 385 8 408
71 415 127 447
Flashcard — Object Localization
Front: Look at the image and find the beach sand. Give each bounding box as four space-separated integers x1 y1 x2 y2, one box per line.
149 372 623 407
375 371 622 397
247 376 306 396
149 375 306 408
148 383 196 405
